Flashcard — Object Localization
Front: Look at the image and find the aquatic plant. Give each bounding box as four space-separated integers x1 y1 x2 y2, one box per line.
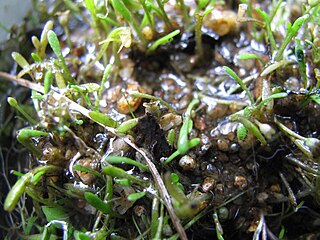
1 0 320 239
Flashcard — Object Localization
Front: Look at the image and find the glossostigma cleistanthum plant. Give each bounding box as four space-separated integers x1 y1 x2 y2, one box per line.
2 0 320 239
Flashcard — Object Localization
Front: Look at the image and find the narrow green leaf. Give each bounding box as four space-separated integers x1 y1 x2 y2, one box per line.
147 29 180 54
237 53 260 60
39 20 54 58
111 0 131 22
74 231 92 240
310 94 320 105
238 116 267 145
223 66 254 104
17 129 48 156
103 166 145 183
44 71 53 94
275 14 309 61
116 118 139 134
7 97 37 125
105 156 149 171
4 173 32 212
237 124 247 141
31 53 42 62
89 111 119 128
42 206 70 222
84 192 113 214
47 30 63 59
114 178 132 186
256 92 288 109
11 52 29 68
127 191 146 201
73 165 102 178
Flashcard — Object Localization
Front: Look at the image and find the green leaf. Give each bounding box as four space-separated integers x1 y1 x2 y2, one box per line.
31 53 42 62
275 14 309 61
116 118 139 134
127 191 146 201
223 66 254 104
44 71 53 94
147 29 180 54
73 165 102 178
42 206 70 222
11 52 29 68
238 116 267 145
84 192 113 214
103 166 145 184
105 155 149 171
114 178 132 186
47 30 63 60
170 173 179 184
4 173 32 212
89 111 119 128
256 92 288 109
237 124 247 141
74 231 92 240
84 0 96 16
311 94 320 105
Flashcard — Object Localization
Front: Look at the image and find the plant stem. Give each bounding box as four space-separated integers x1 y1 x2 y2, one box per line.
275 14 309 61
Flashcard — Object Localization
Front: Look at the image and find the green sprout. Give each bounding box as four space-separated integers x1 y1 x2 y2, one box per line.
11 52 29 69
233 116 267 145
84 0 100 37
237 124 247 141
96 13 121 27
278 226 286 240
114 178 132 186
147 29 181 55
116 118 139 134
31 53 42 63
7 97 37 125
194 7 214 57
127 191 147 201
103 165 146 184
130 91 176 112
42 206 70 222
104 155 149 171
85 27 132 71
295 38 308 88
47 30 76 85
150 197 164 239
163 172 210 219
167 129 176 146
73 165 102 178
96 62 113 109
4 165 61 212
275 14 309 61
163 99 200 164
70 84 96 109
255 7 277 53
31 20 54 60
84 192 114 215
11 52 33 79
43 71 53 94
111 0 146 44
223 66 255 104
237 53 265 65
255 92 288 110
88 111 119 128
212 210 224 240
16 129 48 156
